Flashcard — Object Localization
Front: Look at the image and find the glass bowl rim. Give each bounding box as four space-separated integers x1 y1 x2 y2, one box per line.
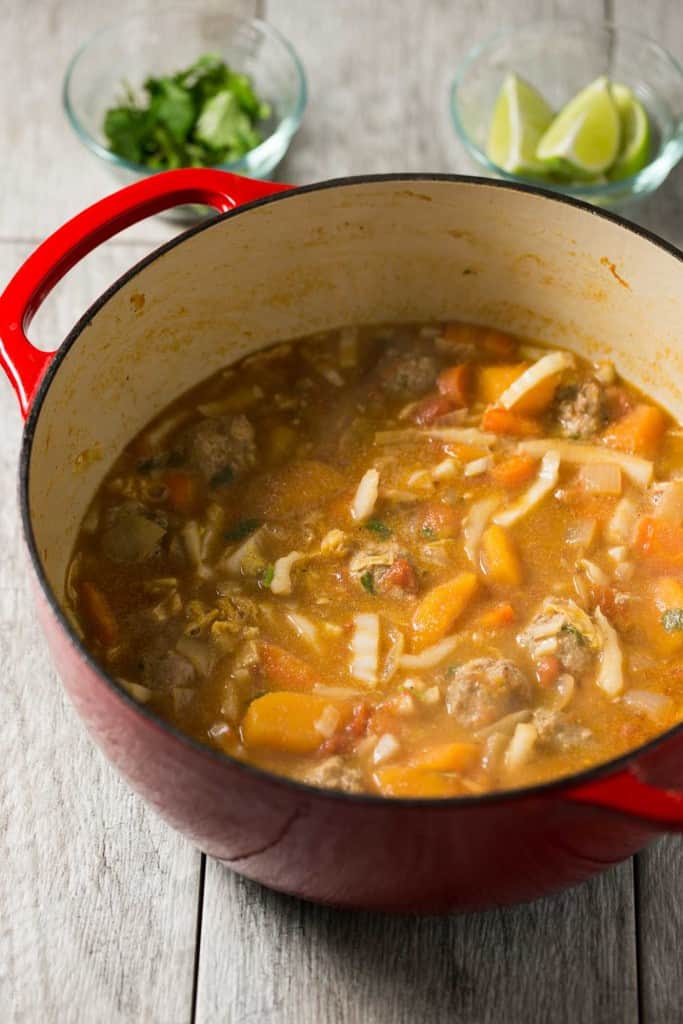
62 6 308 177
449 16 683 198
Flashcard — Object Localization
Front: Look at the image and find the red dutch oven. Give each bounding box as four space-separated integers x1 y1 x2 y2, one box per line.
2 169 683 913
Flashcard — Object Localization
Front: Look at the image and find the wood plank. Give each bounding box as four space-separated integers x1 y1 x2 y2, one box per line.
0 0 258 243
271 0 606 185
195 862 638 1024
636 839 683 1024
0 241 201 1024
609 9 683 1022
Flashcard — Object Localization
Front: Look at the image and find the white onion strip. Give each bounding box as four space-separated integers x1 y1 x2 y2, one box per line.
400 634 461 669
270 551 304 595
493 451 560 528
594 607 624 697
350 612 380 686
351 468 380 522
498 351 573 411
519 439 653 488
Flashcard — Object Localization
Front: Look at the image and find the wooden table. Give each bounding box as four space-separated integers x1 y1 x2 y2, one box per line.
1 1 682 1021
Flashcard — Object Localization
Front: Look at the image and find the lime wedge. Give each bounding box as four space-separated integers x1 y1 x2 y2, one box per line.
608 83 651 180
536 76 621 179
486 73 554 176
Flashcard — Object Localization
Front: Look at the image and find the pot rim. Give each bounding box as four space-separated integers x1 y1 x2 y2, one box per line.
20 171 683 810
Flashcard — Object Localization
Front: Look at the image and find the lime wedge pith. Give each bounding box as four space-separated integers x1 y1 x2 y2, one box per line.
536 76 621 179
608 83 651 181
486 73 554 176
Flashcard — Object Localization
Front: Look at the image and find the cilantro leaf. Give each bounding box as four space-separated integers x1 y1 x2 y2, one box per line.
364 519 392 539
261 564 275 587
103 54 268 170
360 571 375 594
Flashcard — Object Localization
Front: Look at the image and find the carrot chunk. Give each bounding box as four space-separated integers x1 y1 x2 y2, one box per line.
418 501 461 539
480 329 518 357
373 765 465 798
635 516 683 569
480 524 523 585
491 453 537 488
437 364 471 406
259 642 319 692
80 581 119 647
242 692 353 754
414 742 480 772
602 404 666 458
165 471 200 513
476 363 528 406
536 653 561 688
412 572 478 650
477 602 516 631
481 407 542 437
649 577 683 656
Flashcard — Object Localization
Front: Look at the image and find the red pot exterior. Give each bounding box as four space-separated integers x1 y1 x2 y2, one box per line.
9 170 683 913
36 575 656 913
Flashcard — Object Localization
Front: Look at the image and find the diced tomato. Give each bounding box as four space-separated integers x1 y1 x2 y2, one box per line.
491 453 537 488
418 501 460 539
436 364 470 406
381 557 418 594
536 654 561 688
412 393 455 425
480 329 518 356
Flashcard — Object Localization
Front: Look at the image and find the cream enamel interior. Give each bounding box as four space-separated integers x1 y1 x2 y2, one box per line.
25 178 683 599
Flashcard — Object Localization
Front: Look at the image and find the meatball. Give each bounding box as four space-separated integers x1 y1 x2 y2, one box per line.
517 598 598 676
185 414 256 482
555 379 605 440
375 348 437 398
141 649 195 692
445 658 533 730
303 756 363 793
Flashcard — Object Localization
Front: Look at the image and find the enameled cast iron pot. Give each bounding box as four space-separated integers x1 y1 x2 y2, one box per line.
3 170 683 913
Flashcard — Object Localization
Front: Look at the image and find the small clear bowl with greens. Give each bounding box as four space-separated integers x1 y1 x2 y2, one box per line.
63 9 306 213
450 19 683 209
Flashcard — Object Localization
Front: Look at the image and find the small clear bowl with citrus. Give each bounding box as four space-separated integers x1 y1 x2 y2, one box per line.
450 20 683 208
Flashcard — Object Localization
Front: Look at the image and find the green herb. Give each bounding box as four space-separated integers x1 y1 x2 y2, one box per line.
103 54 271 171
261 564 275 587
137 450 184 473
224 518 262 542
364 519 392 538
662 608 683 633
561 623 587 646
210 464 235 488
360 571 375 594
420 525 437 540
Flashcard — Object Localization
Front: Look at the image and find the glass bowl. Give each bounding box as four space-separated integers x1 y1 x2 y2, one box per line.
63 9 307 219
450 19 683 209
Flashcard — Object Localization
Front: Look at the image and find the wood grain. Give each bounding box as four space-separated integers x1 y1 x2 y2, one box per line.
2 0 683 1020
195 862 637 1024
0 242 201 1024
609 8 683 1023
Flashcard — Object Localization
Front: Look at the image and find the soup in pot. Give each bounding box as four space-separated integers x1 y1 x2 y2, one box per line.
65 321 683 797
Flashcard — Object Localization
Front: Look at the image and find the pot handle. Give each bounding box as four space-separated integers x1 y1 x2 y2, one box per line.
565 769 683 830
0 169 290 417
